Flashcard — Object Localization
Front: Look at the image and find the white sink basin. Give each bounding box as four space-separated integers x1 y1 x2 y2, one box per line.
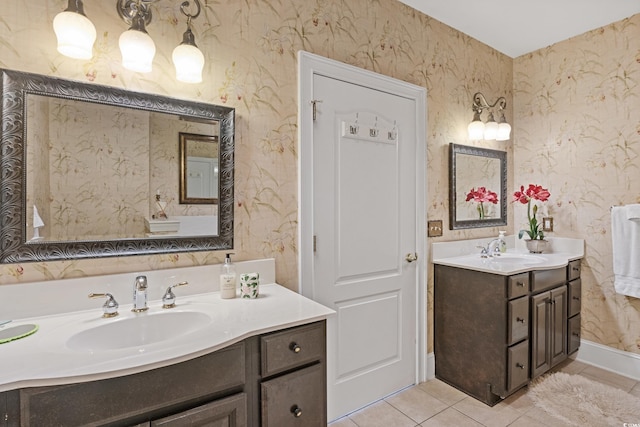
67 311 213 351
489 253 546 264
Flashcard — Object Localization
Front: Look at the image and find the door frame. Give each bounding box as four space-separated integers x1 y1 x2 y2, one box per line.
297 50 428 385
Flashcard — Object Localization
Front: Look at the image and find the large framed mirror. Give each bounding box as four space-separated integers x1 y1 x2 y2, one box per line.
449 143 507 229
0 69 234 263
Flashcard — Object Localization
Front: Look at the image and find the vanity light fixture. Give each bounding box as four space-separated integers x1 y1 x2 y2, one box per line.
172 0 205 83
467 92 511 141
53 0 97 60
53 0 205 83
117 0 156 73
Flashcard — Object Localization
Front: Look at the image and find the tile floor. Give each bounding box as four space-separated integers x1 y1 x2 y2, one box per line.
328 358 640 427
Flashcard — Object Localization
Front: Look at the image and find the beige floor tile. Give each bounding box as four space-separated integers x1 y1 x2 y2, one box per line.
508 410 567 427
416 379 467 406
453 396 523 427
328 416 359 427
580 364 638 392
498 387 535 414
348 400 417 427
385 386 448 423
555 357 589 375
419 407 483 427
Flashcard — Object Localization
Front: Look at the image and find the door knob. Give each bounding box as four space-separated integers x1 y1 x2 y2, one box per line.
405 253 418 263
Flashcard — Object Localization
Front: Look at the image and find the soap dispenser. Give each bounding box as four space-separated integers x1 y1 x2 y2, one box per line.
498 231 507 253
220 253 237 299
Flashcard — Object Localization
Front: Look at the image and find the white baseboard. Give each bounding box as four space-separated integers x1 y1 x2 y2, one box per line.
575 339 640 381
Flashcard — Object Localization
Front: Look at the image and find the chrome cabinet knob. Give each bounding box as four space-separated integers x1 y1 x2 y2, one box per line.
289 342 301 353
291 405 302 417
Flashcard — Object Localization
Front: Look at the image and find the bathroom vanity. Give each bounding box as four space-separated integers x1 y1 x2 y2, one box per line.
432 237 583 406
1 321 325 426
0 260 334 426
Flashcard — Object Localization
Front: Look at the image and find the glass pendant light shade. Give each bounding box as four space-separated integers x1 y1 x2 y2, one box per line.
467 110 485 140
483 112 499 140
496 111 511 141
53 0 96 60
172 28 204 83
119 15 155 73
497 122 511 141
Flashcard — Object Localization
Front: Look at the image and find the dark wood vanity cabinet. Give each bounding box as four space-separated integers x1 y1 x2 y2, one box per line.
434 261 581 406
0 321 326 427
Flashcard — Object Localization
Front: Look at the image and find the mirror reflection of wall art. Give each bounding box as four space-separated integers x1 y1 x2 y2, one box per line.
180 133 220 204
449 143 507 230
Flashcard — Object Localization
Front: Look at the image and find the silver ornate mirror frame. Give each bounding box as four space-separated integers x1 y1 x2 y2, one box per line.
0 69 234 263
449 143 507 230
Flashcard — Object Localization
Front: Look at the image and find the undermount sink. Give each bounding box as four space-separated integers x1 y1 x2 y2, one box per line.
67 311 213 351
489 253 546 264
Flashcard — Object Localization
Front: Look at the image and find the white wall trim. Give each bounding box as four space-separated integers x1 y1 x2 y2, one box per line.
576 339 640 381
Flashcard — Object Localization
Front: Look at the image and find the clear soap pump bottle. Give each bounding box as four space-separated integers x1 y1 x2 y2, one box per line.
220 253 237 299
498 231 507 253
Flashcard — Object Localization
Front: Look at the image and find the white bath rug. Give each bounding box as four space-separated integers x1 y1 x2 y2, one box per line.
527 372 640 426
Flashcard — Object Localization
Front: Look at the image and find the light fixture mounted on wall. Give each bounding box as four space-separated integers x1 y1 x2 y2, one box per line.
53 0 205 83
467 92 511 141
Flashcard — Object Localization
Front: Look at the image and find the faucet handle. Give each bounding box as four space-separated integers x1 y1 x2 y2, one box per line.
476 245 489 258
89 292 119 318
162 281 189 309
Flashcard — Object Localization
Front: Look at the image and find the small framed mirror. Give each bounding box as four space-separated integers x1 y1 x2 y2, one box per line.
449 143 507 229
180 132 220 204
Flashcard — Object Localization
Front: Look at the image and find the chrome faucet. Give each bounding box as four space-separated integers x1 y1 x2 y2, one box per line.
132 275 148 312
478 239 502 258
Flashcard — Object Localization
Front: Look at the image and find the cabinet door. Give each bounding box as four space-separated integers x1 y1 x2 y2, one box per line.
151 393 247 427
531 291 551 379
261 364 325 427
549 286 568 368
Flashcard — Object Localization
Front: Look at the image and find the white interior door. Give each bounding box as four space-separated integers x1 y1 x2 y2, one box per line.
298 51 427 421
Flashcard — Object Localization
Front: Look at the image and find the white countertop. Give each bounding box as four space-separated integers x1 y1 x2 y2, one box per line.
432 236 584 275
0 283 334 392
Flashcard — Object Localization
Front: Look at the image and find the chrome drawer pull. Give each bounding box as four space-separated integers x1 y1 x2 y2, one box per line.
516 281 525 287
516 317 526 324
289 342 301 353
573 296 580 300
516 363 525 370
291 405 302 417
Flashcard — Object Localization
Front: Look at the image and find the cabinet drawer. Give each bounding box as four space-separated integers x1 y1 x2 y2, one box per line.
507 273 529 299
507 340 529 392
532 268 566 293
568 259 581 281
261 321 325 377
261 364 325 427
568 279 582 317
151 393 247 427
568 314 581 354
508 296 529 345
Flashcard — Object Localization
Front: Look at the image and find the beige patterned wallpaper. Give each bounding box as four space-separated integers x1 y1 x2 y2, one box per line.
2 1 636 357
513 15 640 354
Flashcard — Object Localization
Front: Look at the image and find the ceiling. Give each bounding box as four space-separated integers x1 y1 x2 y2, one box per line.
398 0 640 58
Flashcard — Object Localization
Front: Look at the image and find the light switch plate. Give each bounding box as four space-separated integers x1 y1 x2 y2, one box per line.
542 217 554 232
428 220 443 237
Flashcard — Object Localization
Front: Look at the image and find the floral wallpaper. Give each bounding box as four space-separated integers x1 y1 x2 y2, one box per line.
513 14 640 354
7 1 637 359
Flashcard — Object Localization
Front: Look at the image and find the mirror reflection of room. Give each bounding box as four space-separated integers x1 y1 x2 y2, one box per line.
25 94 219 241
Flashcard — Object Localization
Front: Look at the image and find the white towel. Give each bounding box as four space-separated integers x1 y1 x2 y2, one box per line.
626 203 640 220
611 206 640 298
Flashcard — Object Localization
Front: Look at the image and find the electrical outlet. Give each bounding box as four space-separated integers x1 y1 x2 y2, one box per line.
428 220 443 237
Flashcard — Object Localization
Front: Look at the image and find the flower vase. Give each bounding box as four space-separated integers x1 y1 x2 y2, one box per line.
525 239 548 254
477 202 485 220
